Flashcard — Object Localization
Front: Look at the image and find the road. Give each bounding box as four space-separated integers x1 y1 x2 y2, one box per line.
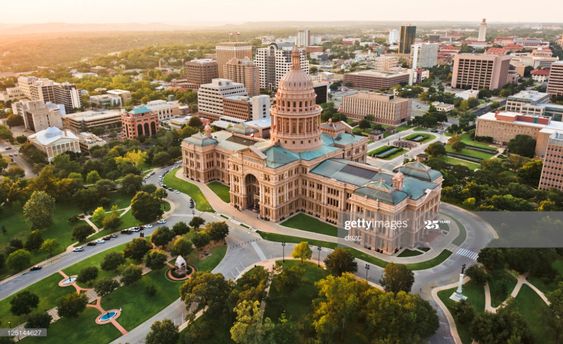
0 140 35 178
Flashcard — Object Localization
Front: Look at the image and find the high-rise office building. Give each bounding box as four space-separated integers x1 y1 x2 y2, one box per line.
478 18 487 42
185 59 219 89
224 58 261 96
547 61 563 96
451 54 511 90
215 42 253 78
296 29 311 47
339 92 411 125
13 100 64 132
197 79 248 120
399 26 416 54
411 43 439 68
388 29 399 45
17 76 81 112
539 131 563 191
254 43 309 89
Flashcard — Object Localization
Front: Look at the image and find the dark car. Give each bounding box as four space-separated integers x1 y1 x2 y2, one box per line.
121 229 132 234
30 265 42 271
111 233 118 238
103 235 112 241
86 242 97 246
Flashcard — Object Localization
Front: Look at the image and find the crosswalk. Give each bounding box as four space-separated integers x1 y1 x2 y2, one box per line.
456 248 479 260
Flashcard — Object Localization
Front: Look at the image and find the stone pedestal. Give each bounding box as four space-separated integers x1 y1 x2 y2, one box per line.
449 273 467 302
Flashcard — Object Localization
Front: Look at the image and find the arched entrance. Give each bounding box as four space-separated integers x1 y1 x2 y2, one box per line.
244 174 260 211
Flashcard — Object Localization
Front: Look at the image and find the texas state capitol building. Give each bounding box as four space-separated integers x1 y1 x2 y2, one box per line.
182 49 443 254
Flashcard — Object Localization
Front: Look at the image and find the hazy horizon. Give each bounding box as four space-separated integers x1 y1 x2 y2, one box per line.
4 0 563 25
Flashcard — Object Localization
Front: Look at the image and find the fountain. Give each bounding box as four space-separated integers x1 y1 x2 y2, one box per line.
166 255 193 281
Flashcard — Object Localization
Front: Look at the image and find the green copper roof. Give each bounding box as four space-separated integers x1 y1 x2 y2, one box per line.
399 161 442 182
131 105 151 115
264 144 339 168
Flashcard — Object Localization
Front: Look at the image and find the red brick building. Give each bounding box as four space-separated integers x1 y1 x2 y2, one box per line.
121 106 159 139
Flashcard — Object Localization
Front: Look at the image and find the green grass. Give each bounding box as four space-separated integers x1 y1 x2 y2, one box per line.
22 308 121 344
381 147 405 160
438 280 486 344
0 203 87 278
266 260 328 325
280 213 337 237
488 269 517 307
189 245 228 272
404 132 436 143
163 167 214 212
101 269 183 331
397 249 423 257
441 156 481 170
404 250 452 270
445 145 495 160
0 243 127 328
207 181 230 203
527 259 563 293
257 230 338 249
459 133 496 150
509 285 556 344
103 192 132 210
368 145 394 156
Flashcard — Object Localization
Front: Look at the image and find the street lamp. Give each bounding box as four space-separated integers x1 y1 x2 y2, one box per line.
317 246 322 266
364 263 370 280
281 242 286 262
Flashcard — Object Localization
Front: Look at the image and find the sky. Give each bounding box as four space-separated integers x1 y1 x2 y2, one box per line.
3 0 563 24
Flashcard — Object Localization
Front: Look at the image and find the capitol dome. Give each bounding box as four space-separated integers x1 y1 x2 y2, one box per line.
270 48 323 152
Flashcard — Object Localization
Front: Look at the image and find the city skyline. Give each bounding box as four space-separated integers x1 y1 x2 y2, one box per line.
3 0 563 25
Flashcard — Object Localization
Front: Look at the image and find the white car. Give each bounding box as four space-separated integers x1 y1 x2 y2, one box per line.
73 246 84 252
145 224 153 229
157 219 166 224
94 239 105 244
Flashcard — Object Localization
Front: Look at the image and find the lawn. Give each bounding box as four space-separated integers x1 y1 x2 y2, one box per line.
405 132 436 143
381 147 405 160
404 250 452 270
163 167 214 212
509 285 556 344
368 145 405 159
459 133 496 150
189 244 228 272
101 269 183 331
207 181 230 203
280 213 337 237
527 259 563 293
445 145 495 160
397 249 422 257
438 280 486 344
266 260 328 325
441 156 481 170
368 145 394 156
22 308 121 344
0 203 87 278
103 192 132 210
451 216 468 246
257 230 338 249
488 269 517 307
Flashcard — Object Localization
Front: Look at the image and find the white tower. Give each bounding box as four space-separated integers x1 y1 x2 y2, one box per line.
478 18 487 42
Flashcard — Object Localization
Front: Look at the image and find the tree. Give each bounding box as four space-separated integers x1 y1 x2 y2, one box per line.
91 206 106 226
272 263 303 293
121 173 143 195
6 114 24 127
124 238 152 262
205 222 229 241
180 272 233 321
189 216 205 229
517 159 543 186
230 300 274 344
24 230 44 251
85 170 101 184
102 211 121 230
477 248 505 271
452 300 475 324
547 282 563 342
141 183 157 194
465 264 489 286
94 278 120 297
10 291 39 316
101 252 126 271
324 248 357 276
471 308 533 344
131 191 163 223
57 293 87 318
426 142 446 157
171 237 193 257
291 242 312 263
146 319 179 344
380 263 414 293
188 116 203 128
23 191 55 229
191 232 210 249
145 250 167 270
73 188 99 212
6 249 31 272
72 223 94 242
507 135 536 158
77 266 98 283
151 226 175 247
152 151 171 166
172 221 189 235
358 119 371 129
40 239 59 257
120 264 143 285
25 312 52 329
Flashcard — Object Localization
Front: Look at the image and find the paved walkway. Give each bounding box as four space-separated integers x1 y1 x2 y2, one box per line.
88 297 128 335
431 277 469 344
484 273 551 313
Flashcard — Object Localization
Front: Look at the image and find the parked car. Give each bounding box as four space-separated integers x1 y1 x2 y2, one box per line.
103 235 112 241
86 242 97 246
121 229 132 234
157 219 166 224
145 224 153 229
131 227 141 232
94 239 105 244
73 246 84 252
30 265 42 271
110 233 118 238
